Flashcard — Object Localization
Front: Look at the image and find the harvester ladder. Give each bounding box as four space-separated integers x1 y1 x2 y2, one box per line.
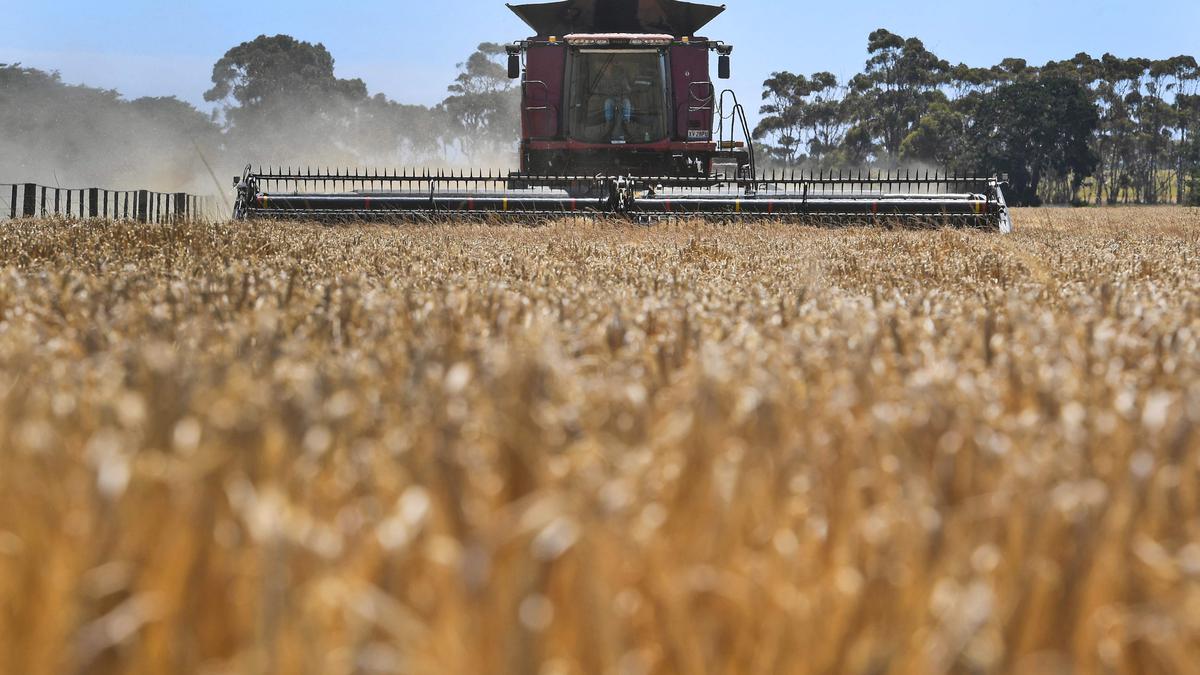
716 89 756 184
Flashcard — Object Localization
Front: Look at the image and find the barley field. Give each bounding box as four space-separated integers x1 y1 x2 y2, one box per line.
0 209 1198 675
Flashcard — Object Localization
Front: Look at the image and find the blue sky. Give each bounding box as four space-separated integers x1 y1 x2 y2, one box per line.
5 0 1199 127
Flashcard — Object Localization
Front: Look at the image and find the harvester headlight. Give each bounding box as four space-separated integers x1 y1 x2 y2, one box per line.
566 37 609 45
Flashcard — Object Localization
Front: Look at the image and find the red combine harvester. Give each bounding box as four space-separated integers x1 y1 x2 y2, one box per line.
234 0 1010 231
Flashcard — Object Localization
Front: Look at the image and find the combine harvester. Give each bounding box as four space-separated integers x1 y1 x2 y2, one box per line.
233 0 1011 231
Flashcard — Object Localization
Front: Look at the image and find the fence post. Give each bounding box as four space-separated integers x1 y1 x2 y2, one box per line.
9 185 16 219
22 184 37 218
137 190 149 223
66 190 73 218
40 187 47 217
54 189 60 217
102 191 109 219
88 188 99 219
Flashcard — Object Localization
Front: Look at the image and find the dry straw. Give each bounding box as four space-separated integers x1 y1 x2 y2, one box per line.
0 208 1198 674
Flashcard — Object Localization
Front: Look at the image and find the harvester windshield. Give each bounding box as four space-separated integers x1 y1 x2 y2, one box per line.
567 50 667 144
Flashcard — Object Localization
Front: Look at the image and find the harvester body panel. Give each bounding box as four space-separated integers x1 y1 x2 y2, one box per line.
522 42 566 140
670 43 713 143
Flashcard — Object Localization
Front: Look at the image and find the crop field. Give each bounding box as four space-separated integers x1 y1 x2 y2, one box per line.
0 209 1198 674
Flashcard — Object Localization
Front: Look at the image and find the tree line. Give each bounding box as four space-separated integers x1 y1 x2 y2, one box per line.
1 35 517 191
0 64 225 191
753 29 1200 206
202 35 518 167
5 31 1199 206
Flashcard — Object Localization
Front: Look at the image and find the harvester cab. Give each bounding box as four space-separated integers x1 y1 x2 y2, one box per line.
233 0 1011 231
505 6 753 183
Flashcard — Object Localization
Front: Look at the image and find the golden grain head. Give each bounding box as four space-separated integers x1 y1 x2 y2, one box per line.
0 208 1198 675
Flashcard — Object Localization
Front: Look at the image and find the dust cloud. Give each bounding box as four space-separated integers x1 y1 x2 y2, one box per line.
0 63 519 199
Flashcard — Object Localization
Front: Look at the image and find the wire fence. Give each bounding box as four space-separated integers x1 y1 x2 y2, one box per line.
0 183 220 223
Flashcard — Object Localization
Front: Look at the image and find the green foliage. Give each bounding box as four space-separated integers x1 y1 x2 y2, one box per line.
0 63 221 189
758 32 1200 206
966 77 1099 205
754 71 846 166
204 36 517 165
204 35 367 117
847 30 950 163
899 101 967 168
204 35 406 166
2 36 527 181
442 43 520 159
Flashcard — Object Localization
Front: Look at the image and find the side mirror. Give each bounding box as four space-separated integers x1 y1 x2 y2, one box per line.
233 176 241 187
718 54 731 80
508 52 521 79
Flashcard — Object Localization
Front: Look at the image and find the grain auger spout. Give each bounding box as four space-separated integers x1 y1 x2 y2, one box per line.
233 0 1012 232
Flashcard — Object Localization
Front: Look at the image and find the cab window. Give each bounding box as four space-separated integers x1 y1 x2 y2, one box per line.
567 50 667 144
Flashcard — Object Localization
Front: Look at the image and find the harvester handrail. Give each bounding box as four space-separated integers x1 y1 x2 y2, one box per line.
716 89 756 180
522 80 561 138
687 80 715 113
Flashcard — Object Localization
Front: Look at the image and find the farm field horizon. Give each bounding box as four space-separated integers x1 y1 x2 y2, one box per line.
0 208 1198 674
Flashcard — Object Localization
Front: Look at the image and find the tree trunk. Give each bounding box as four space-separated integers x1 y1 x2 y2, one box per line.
1179 128 1189 205
1147 156 1156 204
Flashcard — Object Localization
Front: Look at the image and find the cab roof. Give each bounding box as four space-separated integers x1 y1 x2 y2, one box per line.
507 0 725 37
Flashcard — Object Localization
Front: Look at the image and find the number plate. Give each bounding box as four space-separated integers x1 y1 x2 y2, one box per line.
688 129 709 141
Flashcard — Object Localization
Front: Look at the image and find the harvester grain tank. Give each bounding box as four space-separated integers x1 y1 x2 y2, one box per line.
234 0 1011 231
